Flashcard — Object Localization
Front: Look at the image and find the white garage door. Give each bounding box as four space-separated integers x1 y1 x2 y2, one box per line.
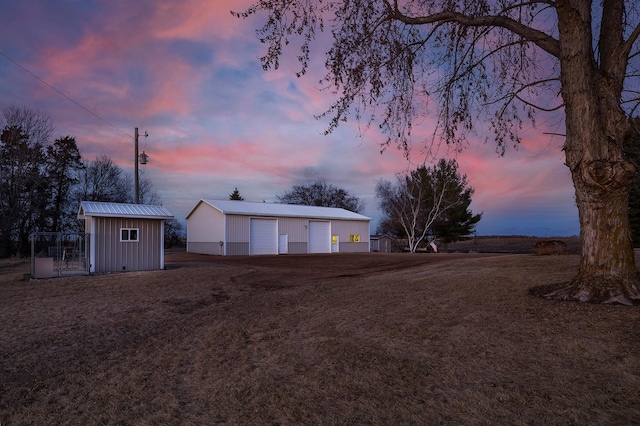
250 218 277 255
308 221 331 253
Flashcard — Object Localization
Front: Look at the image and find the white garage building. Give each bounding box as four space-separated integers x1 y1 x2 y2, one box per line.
186 199 371 256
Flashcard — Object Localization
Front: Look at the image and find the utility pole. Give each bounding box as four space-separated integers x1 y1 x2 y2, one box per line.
134 127 149 204
135 127 140 204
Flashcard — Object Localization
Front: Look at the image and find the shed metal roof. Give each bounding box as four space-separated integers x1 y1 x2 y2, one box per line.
78 201 174 220
187 199 371 221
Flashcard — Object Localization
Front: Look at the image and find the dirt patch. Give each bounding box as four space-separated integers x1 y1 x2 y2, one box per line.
1 252 639 425
166 251 499 286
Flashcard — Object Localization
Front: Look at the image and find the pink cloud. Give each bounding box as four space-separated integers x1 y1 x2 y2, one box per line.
149 0 256 41
0 1 578 235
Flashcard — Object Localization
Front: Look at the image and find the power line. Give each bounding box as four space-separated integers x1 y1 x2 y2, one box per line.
0 50 133 139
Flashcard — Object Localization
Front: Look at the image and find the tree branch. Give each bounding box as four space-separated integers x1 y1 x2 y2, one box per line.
389 6 560 58
621 23 640 62
484 78 564 113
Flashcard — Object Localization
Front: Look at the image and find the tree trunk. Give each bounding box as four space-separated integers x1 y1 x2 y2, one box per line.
541 0 640 304
542 128 640 304
557 161 640 304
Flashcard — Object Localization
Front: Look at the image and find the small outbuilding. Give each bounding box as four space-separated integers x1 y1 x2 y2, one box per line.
370 235 393 253
78 201 174 273
186 199 371 256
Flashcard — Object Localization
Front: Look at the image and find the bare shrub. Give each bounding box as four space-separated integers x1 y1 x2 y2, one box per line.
535 240 567 255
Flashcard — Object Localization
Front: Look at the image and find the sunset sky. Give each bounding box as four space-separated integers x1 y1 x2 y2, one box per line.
0 0 579 236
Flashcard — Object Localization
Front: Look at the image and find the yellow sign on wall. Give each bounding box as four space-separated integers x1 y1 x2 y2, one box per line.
350 234 360 242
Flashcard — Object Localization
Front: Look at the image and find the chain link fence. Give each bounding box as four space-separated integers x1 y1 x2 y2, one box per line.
30 232 90 278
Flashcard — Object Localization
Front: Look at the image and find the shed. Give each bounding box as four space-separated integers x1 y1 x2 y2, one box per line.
370 235 393 253
78 201 174 273
186 199 371 256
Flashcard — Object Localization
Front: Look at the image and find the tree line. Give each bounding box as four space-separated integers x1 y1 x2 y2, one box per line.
0 105 181 258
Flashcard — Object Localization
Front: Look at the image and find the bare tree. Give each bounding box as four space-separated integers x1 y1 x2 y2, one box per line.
122 173 161 205
236 1 640 304
277 180 365 213
1 105 54 149
164 219 185 248
73 155 161 205
74 155 130 204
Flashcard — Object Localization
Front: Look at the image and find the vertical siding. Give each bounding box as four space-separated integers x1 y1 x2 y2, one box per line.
277 217 308 254
331 220 371 253
278 217 308 243
93 217 162 272
225 215 250 255
331 220 371 241
226 215 250 242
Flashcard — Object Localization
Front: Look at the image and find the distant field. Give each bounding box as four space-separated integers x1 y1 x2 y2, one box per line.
1 251 638 424
446 235 582 254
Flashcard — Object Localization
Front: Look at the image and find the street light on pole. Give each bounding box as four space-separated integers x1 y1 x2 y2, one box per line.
134 127 148 204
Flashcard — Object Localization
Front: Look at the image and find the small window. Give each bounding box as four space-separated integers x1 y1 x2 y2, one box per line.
120 228 139 242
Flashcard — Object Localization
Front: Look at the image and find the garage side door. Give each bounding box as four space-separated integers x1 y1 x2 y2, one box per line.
250 218 277 255
308 221 331 253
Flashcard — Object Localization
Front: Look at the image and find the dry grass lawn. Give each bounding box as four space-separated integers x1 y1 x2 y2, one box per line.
1 251 639 425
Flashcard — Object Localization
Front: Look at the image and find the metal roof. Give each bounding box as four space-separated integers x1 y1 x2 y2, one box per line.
78 201 174 220
187 199 371 221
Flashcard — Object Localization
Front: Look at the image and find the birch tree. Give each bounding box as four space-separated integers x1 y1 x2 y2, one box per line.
236 0 640 304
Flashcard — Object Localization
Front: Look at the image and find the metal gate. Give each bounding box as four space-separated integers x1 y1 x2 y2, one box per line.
30 232 91 278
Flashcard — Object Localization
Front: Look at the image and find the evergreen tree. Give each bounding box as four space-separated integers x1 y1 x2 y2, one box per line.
0 127 50 256
430 160 482 251
0 106 54 257
45 136 84 233
229 187 244 200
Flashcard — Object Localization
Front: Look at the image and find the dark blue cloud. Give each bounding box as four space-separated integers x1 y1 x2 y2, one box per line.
213 64 254 87
0 1 105 54
168 39 214 67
